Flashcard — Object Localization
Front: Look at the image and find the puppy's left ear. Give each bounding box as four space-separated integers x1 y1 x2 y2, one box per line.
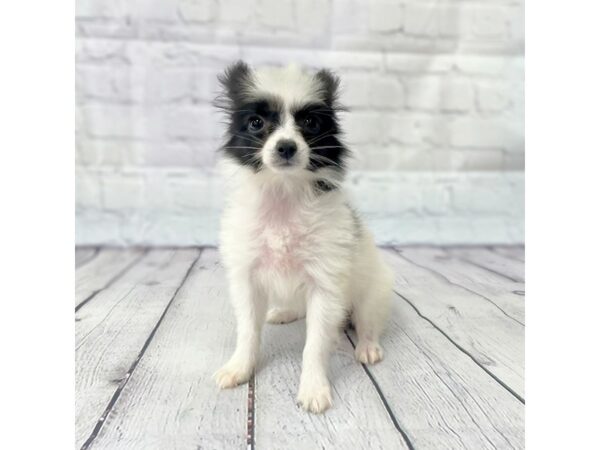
315 69 341 107
217 60 254 106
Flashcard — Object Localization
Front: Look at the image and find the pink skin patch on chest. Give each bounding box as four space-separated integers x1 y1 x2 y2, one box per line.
253 190 305 272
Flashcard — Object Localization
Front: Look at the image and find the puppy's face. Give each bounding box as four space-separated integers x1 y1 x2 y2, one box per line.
217 62 347 187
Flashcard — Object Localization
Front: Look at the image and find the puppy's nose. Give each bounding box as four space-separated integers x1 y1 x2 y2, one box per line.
276 140 297 160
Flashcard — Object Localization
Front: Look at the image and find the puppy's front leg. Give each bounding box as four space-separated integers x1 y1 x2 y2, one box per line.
214 275 266 389
297 289 346 413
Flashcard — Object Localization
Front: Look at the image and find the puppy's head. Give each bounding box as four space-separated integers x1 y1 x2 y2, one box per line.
216 61 348 189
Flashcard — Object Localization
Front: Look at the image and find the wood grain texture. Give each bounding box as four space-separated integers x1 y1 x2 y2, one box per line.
76 247 99 268
491 246 525 262
383 249 524 399
75 249 200 448
75 248 145 307
256 320 410 449
398 247 525 324
89 248 248 450
355 294 524 449
449 247 525 283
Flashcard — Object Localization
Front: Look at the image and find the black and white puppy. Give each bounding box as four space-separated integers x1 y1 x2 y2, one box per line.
214 62 393 413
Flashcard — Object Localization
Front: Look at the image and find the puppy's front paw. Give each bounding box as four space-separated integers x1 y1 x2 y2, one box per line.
297 380 333 414
213 360 252 389
355 341 384 365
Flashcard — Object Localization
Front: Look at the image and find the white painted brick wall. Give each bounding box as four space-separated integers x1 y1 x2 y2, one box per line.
75 0 524 246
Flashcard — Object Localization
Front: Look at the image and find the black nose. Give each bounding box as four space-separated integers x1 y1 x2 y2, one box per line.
276 140 297 160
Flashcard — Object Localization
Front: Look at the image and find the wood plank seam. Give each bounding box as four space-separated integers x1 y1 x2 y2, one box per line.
458 257 523 283
247 373 255 450
75 249 150 313
79 249 203 450
489 246 525 263
76 247 100 269
392 249 525 327
344 330 416 450
395 291 525 404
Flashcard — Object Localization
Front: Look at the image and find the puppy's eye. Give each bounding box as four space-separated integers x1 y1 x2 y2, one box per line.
303 115 320 133
248 116 264 132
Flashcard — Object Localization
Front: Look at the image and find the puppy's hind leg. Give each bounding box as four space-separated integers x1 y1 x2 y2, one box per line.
214 274 267 389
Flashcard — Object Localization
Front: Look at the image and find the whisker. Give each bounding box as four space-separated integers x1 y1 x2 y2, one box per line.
307 132 336 146
309 154 345 169
230 133 264 145
310 146 344 150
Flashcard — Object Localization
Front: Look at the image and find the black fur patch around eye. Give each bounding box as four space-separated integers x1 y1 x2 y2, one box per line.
221 99 282 170
294 103 348 174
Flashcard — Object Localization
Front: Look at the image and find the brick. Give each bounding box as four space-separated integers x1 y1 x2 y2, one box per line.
476 82 511 112
321 51 385 71
340 74 371 108
192 69 223 102
76 66 137 103
370 77 404 108
387 115 421 145
76 0 130 19
394 147 437 170
339 75 404 109
256 0 295 30
131 1 179 22
165 106 220 140
331 0 365 35
142 141 196 167
417 117 450 147
503 152 524 171
296 0 332 35
101 174 145 210
405 76 441 111
145 68 194 104
218 0 259 23
449 149 505 171
472 6 510 39
440 78 473 113
78 139 144 167
178 0 216 23
404 3 438 37
75 171 102 209
404 4 462 38
448 118 508 149
82 105 147 139
452 184 515 214
343 112 386 145
368 1 404 32
76 40 129 65
421 185 451 215
385 54 454 74
454 56 509 76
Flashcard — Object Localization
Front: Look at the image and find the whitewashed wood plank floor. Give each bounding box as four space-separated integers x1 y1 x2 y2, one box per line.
75 246 525 450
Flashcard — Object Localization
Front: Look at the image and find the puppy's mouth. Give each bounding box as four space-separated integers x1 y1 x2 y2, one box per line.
272 158 298 169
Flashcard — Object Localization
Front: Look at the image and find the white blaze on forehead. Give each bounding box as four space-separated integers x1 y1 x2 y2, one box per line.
250 64 324 107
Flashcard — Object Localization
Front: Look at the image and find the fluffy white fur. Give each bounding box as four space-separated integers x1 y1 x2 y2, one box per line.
214 64 393 414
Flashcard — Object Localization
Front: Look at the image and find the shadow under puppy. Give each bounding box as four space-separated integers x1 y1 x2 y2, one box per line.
214 61 393 413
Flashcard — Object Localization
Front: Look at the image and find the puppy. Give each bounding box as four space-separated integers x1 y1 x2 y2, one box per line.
213 62 393 413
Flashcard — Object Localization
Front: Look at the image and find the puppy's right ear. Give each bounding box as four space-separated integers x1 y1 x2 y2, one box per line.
217 61 253 106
